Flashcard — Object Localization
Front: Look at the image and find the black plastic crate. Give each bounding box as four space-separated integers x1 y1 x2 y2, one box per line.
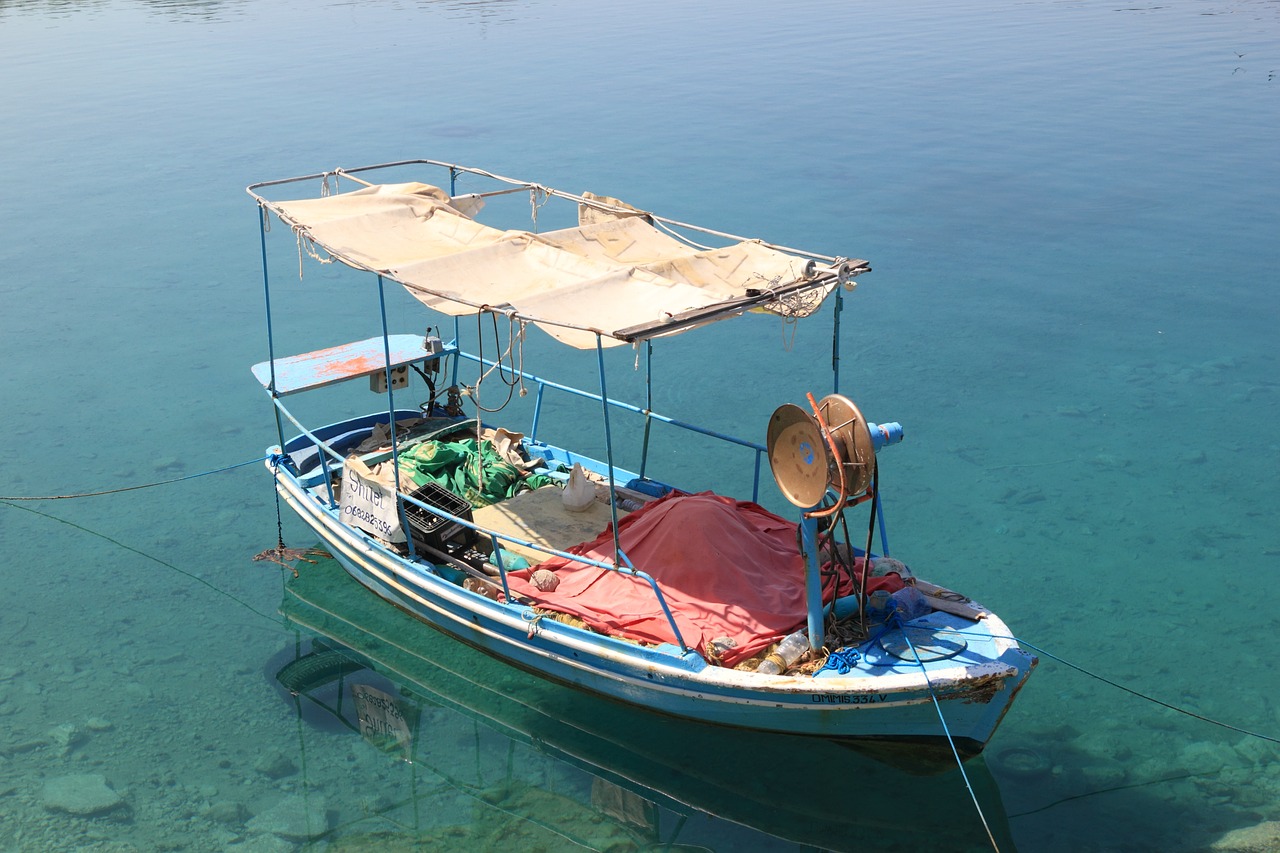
403 482 475 553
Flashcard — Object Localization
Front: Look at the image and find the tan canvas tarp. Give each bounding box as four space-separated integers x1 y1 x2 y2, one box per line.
269 182 835 348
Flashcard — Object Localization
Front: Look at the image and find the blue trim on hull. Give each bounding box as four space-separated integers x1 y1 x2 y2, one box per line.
274 465 1033 746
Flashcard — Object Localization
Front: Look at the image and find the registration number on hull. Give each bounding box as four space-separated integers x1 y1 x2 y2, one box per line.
811 694 887 705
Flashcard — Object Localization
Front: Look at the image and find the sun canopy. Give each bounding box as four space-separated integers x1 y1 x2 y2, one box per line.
261 179 868 348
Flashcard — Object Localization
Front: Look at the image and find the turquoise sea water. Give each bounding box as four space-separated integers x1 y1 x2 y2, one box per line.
2 1 1278 850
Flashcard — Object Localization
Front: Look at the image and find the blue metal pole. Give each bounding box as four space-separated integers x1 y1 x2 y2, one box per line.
800 514 823 652
832 286 844 394
450 315 462 391
377 275 417 560
486 533 512 601
530 381 546 443
257 205 286 450
596 335 623 564
876 491 890 556
614 548 689 653
751 448 763 503
639 340 653 478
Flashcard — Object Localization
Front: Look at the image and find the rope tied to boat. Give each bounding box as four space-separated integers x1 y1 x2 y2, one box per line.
0 454 271 501
529 185 550 231
320 168 353 197
929 628 1280 747
651 217 715 251
899 625 1002 852
471 310 529 412
294 228 336 278
268 453 287 553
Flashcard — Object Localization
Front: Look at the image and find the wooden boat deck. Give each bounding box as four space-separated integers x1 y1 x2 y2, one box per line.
472 485 622 566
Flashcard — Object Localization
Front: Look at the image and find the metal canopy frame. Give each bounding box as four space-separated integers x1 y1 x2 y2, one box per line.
250 157 884 664
247 159 870 347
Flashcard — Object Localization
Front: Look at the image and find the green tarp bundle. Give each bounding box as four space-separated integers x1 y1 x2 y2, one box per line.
397 437 558 508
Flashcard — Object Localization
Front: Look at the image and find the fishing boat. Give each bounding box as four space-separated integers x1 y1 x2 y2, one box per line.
247 159 1035 758
271 551 1018 850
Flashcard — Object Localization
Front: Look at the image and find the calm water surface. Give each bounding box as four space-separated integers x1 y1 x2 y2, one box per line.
1 1 1278 851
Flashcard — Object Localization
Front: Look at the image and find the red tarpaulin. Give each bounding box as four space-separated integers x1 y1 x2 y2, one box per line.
504 492 904 666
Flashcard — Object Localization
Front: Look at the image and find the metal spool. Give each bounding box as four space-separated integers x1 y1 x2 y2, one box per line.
815 393 876 498
767 393 877 509
766 404 830 508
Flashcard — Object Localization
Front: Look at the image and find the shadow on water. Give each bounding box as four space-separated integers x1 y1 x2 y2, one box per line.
269 553 1019 852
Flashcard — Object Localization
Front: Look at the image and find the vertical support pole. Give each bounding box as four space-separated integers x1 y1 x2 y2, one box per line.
639 340 653 478
530 381 546 443
876 491 890 556
832 285 844 394
450 315 462 391
257 205 286 451
315 438 337 508
378 274 417 561
487 533 513 602
449 166 458 196
596 335 623 567
800 514 823 653
752 448 763 503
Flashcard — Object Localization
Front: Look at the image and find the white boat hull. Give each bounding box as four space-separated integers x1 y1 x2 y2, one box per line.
274 466 1035 752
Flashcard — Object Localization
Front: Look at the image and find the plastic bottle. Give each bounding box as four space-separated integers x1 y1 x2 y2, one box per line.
757 630 810 675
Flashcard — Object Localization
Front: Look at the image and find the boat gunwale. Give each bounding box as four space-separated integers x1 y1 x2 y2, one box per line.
271 455 1029 708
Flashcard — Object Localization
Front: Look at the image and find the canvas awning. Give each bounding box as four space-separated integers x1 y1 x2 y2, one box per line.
265 181 868 349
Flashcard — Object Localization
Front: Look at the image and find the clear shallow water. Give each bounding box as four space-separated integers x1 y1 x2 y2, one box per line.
1 1 1278 851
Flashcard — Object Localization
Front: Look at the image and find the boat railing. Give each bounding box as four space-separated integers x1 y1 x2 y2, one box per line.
459 352 769 503
268 396 692 654
269 397 392 508
395 486 691 655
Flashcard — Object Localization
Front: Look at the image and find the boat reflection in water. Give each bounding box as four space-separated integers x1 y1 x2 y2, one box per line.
270 554 1017 852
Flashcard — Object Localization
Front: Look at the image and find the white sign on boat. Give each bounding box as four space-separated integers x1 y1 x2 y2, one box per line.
338 462 405 544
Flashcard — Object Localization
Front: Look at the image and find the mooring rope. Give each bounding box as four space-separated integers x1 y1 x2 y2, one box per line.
1009 769 1206 819
899 621 1002 852
0 454 270 501
934 629 1280 746
1 499 277 623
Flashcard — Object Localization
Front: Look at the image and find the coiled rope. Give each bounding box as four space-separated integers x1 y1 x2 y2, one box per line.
0 454 270 501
